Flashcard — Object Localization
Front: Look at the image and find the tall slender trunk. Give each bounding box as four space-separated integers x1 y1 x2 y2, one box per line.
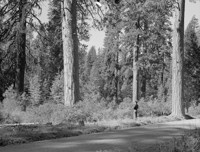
132 34 140 103
15 0 27 94
62 0 80 106
171 0 185 117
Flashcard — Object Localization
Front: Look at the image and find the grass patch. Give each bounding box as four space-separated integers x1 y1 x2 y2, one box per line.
0 123 110 147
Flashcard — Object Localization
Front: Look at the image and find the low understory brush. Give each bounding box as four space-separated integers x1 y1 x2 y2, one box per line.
187 104 200 116
0 95 172 125
0 85 194 126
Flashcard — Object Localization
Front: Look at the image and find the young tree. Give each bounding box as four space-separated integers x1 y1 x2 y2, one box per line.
171 0 185 117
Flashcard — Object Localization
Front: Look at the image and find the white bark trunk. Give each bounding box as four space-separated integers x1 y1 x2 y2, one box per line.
132 35 140 104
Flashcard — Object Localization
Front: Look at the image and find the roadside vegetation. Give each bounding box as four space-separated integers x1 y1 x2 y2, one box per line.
97 129 200 152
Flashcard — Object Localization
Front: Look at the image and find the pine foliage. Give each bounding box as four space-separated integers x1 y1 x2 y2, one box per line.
50 71 64 104
184 16 200 103
29 74 42 106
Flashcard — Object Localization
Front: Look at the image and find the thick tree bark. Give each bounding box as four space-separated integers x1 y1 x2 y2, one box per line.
132 34 140 103
171 0 185 117
15 0 27 94
61 0 80 106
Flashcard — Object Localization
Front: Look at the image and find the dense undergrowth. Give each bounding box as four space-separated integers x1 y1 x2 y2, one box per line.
0 85 199 125
0 91 173 125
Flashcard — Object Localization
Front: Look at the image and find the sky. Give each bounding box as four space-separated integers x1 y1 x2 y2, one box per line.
38 1 200 51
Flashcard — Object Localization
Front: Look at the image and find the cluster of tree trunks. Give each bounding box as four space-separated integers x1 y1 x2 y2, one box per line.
8 0 187 117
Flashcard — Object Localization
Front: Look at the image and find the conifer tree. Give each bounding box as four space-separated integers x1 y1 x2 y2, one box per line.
84 46 97 82
0 0 45 95
184 16 200 105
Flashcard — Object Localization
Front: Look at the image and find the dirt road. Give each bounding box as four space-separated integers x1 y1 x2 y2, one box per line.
0 119 200 152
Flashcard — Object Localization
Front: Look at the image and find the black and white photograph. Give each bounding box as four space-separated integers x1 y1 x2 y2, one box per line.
1 0 200 151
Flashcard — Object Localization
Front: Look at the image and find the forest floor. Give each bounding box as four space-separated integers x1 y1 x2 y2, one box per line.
0 118 200 152
0 115 198 148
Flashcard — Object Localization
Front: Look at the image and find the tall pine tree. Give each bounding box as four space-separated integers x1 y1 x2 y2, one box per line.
184 16 200 106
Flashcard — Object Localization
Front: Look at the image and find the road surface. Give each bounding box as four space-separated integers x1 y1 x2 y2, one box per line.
0 119 200 152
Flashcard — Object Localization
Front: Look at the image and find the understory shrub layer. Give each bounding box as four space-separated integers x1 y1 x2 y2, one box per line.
0 85 187 125
0 96 172 125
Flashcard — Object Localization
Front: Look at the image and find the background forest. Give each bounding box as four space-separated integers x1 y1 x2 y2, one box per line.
0 0 200 125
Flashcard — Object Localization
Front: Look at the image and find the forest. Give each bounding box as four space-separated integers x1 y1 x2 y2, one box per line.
0 0 200 126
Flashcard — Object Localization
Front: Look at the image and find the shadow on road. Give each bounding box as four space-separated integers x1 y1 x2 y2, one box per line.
0 119 200 152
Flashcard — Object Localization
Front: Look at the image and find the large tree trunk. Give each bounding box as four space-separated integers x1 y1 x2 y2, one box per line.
132 34 140 103
15 0 27 94
61 0 80 106
171 0 185 117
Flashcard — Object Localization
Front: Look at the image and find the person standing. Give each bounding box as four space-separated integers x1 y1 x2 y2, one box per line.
133 101 139 120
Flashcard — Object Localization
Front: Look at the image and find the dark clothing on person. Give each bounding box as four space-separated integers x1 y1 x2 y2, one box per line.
133 102 139 119
134 104 138 110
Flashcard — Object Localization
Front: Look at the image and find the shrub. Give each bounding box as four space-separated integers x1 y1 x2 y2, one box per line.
2 110 27 124
114 98 133 119
66 104 89 125
50 104 68 125
24 103 60 124
2 85 21 113
80 97 133 121
1 85 31 124
29 74 42 106
76 97 107 122
188 105 200 116
24 102 90 125
76 97 172 121
138 98 171 117
50 71 64 104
